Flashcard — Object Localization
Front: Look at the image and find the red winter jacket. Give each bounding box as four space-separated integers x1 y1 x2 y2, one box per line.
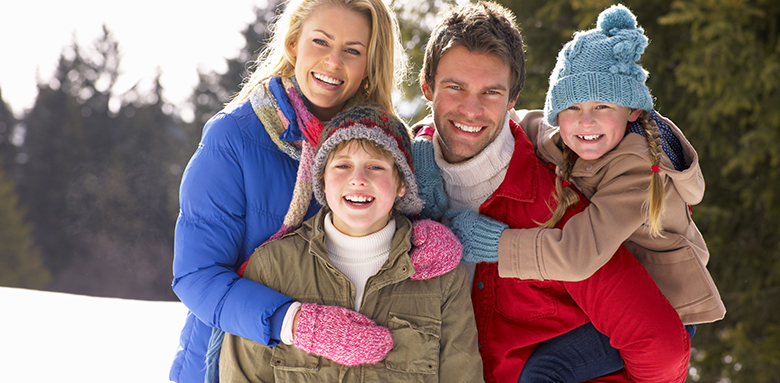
471 121 690 383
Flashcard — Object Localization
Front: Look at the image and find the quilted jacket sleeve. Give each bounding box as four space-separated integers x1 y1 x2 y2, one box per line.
172 111 293 346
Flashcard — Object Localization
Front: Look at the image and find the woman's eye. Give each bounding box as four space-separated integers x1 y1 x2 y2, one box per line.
345 48 361 55
313 38 328 46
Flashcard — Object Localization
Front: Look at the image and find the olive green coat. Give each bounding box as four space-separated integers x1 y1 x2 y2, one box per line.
220 208 483 382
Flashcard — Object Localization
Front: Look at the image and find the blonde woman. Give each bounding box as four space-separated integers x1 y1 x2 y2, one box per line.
169 1 408 382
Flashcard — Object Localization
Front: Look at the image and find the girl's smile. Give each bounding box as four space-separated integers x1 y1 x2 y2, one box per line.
557 101 643 160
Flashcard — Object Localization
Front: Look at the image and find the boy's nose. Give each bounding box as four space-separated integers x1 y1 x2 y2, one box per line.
349 169 368 186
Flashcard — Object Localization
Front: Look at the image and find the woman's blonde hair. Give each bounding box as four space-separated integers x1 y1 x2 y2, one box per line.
228 0 406 118
541 110 666 237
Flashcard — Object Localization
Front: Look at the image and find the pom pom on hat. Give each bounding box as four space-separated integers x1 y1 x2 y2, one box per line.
598 4 638 33
312 103 424 216
544 4 653 127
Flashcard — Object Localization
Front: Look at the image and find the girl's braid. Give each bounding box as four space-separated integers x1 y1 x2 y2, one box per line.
639 111 666 237
540 145 580 228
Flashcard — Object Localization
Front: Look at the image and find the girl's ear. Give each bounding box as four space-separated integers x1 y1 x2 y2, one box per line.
628 108 643 122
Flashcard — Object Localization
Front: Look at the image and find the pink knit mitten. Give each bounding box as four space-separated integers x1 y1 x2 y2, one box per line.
293 303 393 366
409 219 463 280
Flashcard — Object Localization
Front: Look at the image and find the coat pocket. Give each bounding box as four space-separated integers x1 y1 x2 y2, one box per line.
636 245 715 311
269 345 333 382
495 278 558 323
384 312 441 375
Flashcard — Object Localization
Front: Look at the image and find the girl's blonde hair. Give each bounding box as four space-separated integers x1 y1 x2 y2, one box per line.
227 0 407 118
541 110 666 237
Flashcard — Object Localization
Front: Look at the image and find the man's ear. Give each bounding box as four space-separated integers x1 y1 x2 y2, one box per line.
628 108 643 122
421 82 433 101
506 93 519 111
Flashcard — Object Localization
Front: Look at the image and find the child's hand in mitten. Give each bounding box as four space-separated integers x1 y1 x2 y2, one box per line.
293 303 393 366
409 219 462 280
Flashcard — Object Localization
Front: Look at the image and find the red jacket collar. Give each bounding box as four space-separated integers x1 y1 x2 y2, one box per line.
480 119 540 210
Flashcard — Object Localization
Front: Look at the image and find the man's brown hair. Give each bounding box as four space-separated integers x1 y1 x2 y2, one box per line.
420 1 526 101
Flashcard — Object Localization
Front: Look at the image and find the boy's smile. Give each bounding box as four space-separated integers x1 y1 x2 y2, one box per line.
324 143 406 237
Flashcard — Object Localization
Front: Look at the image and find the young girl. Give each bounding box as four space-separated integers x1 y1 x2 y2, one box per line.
169 1 412 382
450 4 725 381
220 104 482 383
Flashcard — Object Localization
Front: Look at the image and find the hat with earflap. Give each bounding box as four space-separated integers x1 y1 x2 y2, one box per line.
312 103 424 216
544 4 654 127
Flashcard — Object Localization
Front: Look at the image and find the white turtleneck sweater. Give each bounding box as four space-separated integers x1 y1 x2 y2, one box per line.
432 113 515 211
432 113 515 285
323 212 395 311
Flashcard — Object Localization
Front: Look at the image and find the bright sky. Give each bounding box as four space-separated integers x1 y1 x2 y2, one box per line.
0 1 266 120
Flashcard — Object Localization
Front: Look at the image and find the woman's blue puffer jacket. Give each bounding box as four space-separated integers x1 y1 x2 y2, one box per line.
169 99 319 383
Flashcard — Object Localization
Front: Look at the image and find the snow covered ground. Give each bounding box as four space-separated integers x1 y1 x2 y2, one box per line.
1 286 189 382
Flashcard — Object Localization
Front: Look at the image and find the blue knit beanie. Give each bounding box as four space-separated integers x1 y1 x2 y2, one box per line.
544 4 653 127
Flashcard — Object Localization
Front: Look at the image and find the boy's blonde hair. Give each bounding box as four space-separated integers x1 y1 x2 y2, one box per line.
228 0 406 118
541 111 666 237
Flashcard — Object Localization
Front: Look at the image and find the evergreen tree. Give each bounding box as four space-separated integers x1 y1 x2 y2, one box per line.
17 44 84 273
0 88 18 175
18 26 181 300
656 1 780 381
0 163 50 289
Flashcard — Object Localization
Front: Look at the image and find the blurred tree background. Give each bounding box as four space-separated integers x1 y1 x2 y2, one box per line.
0 0 777 381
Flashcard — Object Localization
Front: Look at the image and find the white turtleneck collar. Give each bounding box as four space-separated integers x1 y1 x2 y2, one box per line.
323 212 395 310
433 113 515 211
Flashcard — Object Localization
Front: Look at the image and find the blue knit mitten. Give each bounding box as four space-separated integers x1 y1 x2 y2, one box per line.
444 209 507 263
412 138 448 220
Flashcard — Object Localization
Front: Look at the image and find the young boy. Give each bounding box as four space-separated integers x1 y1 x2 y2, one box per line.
219 104 483 383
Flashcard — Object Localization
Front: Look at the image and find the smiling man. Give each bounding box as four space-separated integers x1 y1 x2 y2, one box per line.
412 2 690 383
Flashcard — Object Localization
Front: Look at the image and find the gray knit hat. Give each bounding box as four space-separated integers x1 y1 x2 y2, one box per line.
312 103 423 216
544 4 654 127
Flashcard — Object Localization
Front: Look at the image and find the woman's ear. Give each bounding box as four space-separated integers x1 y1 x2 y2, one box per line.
287 40 298 59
